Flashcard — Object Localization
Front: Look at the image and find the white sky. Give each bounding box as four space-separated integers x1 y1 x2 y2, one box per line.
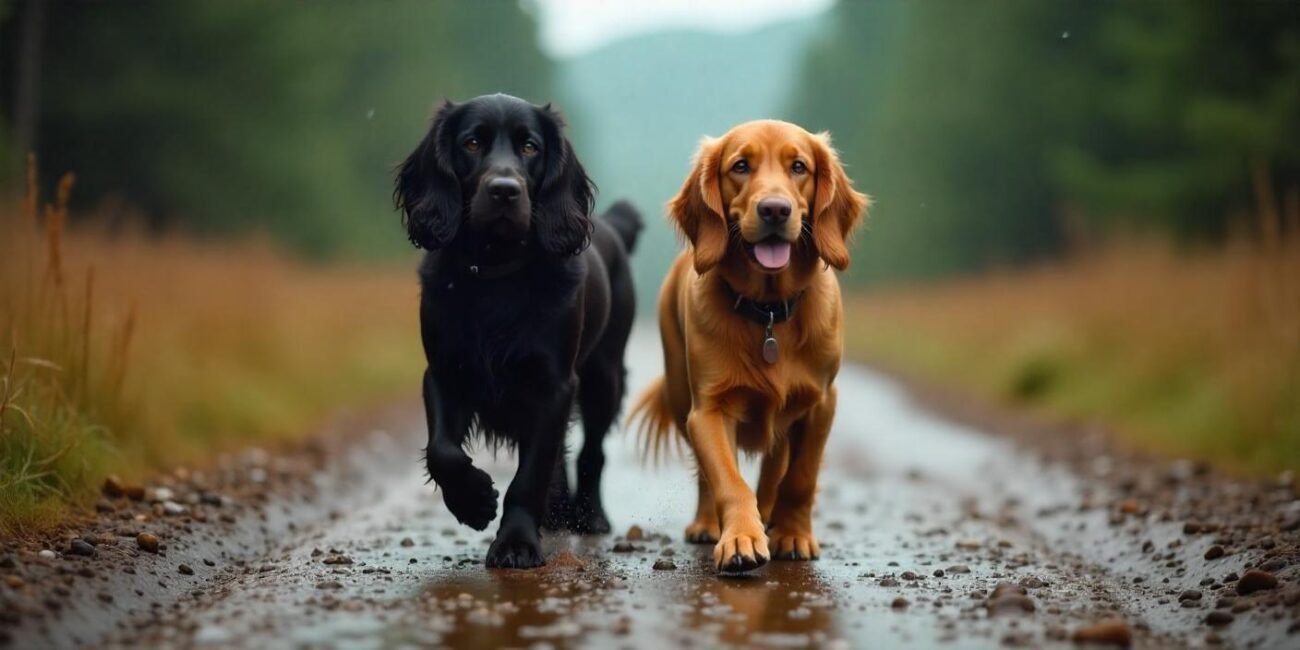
528 0 836 58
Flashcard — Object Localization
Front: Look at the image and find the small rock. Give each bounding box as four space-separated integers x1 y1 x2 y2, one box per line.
1118 499 1141 515
95 499 116 514
1019 576 1045 589
1179 589 1203 602
103 475 126 498
136 533 160 553
38 550 56 560
199 492 223 507
625 525 644 541
322 555 353 565
933 569 945 578
161 501 187 516
69 540 96 557
947 564 971 574
316 580 343 590
1236 569 1278 595
1205 611 1234 627
878 577 900 587
178 564 194 576
1204 545 1225 560
4 575 24 589
400 537 415 548
1259 557 1287 573
900 571 920 581
1214 596 1235 609
652 559 677 571
153 487 175 502
612 541 635 553
1071 620 1132 647
891 596 909 609
955 539 981 550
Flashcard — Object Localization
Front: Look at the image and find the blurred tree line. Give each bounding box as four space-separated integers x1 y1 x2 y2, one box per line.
792 1 1300 283
0 0 552 256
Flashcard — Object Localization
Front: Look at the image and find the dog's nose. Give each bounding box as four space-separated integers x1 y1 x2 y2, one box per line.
757 197 792 225
487 177 522 203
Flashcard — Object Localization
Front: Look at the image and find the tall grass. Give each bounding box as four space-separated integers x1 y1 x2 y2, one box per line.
1 160 424 537
846 189 1300 475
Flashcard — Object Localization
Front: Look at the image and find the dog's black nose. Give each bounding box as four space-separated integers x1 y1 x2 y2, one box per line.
487 177 522 203
757 197 792 224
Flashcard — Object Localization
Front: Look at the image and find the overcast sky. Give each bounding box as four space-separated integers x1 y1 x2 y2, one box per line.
529 0 836 58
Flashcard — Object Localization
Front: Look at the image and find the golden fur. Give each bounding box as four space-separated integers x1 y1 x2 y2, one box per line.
631 120 868 572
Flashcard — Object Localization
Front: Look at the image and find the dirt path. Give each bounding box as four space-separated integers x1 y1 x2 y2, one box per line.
3 326 1298 649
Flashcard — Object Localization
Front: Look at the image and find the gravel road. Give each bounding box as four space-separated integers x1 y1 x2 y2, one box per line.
3 325 1298 649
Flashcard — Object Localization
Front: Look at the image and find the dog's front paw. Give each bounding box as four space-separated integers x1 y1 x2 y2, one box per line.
769 527 820 561
437 464 498 531
714 520 769 575
485 526 545 569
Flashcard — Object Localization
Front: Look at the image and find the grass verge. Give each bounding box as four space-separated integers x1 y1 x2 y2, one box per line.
1 161 423 537
844 206 1300 476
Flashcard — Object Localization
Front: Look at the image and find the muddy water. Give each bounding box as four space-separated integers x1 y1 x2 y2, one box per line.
96 327 1291 649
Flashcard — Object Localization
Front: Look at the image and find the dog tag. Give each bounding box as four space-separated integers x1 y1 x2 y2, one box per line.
762 336 779 364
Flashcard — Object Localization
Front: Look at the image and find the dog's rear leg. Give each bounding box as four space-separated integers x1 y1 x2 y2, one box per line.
423 368 498 531
569 360 622 534
487 378 575 569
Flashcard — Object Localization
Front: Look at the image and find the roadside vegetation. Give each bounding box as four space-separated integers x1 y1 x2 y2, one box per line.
845 203 1300 475
0 162 423 537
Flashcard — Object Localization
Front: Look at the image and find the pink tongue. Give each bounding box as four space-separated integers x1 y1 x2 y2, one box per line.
753 240 791 269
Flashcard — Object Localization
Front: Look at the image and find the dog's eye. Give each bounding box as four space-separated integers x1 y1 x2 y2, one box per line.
791 160 807 175
463 137 480 152
730 159 750 174
521 141 539 157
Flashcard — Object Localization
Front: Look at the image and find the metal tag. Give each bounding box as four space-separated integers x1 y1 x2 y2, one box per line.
762 336 779 364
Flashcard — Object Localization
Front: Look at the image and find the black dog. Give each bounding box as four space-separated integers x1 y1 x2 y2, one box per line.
394 94 641 568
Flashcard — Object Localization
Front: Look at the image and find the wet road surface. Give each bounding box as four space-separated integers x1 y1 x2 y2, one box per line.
7 325 1300 649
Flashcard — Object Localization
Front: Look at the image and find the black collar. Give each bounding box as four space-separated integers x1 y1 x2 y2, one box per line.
447 244 534 280
722 282 804 326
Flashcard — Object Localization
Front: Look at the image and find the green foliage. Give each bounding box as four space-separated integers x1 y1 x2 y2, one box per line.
791 0 1300 284
1 0 552 256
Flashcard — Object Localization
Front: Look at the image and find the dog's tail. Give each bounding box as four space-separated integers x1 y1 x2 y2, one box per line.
628 375 682 463
602 199 643 254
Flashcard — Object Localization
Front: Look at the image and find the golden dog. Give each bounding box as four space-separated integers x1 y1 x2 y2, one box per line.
632 120 868 573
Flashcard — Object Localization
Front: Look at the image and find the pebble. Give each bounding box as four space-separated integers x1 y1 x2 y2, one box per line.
946 564 971 574
1205 611 1234 627
95 499 116 514
1236 569 1278 595
1019 576 1045 589
152 487 175 502
652 559 677 571
1071 620 1132 647
4 575 24 588
322 555 353 565
69 540 96 557
317 580 343 590
891 596 909 609
137 533 160 553
1204 545 1225 560
625 525 644 541
38 550 56 560
162 501 188 516
400 537 415 547
879 577 900 587
1179 589 1203 602
612 541 635 553
178 564 195 576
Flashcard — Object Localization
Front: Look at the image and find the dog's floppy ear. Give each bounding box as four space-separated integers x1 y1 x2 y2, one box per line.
810 132 869 270
534 104 594 256
669 136 728 274
393 101 462 249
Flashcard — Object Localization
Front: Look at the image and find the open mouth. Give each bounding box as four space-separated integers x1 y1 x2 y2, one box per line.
745 235 792 271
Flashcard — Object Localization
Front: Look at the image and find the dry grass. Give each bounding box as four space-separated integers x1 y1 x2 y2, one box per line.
1 161 423 537
845 202 1300 475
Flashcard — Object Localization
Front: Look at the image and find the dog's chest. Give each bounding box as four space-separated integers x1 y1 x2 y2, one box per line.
730 377 825 450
